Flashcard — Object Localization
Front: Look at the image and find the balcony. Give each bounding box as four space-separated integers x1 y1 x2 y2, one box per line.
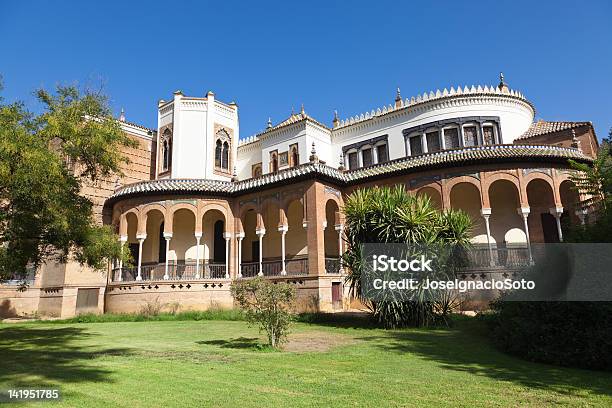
325 257 341 274
463 245 531 270
112 260 227 282
240 256 309 278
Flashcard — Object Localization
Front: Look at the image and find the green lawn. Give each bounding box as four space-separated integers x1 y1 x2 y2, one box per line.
0 317 610 407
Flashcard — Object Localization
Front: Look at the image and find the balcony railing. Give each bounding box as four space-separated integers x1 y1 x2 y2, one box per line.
112 260 227 282
239 256 309 278
463 245 531 269
325 257 341 274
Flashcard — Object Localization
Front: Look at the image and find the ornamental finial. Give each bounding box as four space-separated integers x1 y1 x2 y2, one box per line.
498 72 509 92
309 142 318 163
395 87 402 108
266 117 272 129
300 103 305 115
119 108 125 122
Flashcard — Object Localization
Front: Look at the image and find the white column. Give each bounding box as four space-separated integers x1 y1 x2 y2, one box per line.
372 145 379 164
118 235 127 282
236 232 245 278
576 209 587 225
518 207 532 262
550 207 564 242
421 131 428 153
163 232 172 280
335 224 344 274
481 208 494 266
256 228 266 276
223 232 231 279
458 125 465 147
194 232 202 279
135 233 146 281
278 225 288 275
439 128 446 150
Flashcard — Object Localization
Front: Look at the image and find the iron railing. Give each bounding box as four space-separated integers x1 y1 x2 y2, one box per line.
112 260 227 282
239 256 309 278
325 257 341 274
285 256 308 276
463 245 531 269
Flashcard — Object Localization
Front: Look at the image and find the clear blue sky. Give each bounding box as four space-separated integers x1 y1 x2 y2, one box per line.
1 1 610 140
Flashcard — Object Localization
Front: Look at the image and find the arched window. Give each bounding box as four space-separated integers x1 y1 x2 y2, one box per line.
162 141 169 170
252 164 262 178
161 129 172 172
215 140 222 168
222 141 229 170
290 144 299 167
214 129 231 171
270 152 278 173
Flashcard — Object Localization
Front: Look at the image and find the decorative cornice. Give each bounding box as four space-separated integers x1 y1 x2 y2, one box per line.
105 144 590 208
332 85 534 132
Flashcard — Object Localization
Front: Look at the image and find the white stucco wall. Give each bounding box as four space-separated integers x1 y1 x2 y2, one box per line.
157 93 239 180
162 87 535 181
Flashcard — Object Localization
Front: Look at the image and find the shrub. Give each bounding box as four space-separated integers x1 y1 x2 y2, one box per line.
487 301 612 370
230 277 295 348
139 297 163 317
342 185 473 328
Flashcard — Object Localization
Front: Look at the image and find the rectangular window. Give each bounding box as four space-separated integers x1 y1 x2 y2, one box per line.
463 126 478 146
362 148 373 167
348 152 358 170
426 131 441 152
483 126 495 145
409 136 423 156
376 144 389 163
444 128 460 149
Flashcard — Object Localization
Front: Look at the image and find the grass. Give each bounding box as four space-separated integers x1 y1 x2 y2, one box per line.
0 315 610 407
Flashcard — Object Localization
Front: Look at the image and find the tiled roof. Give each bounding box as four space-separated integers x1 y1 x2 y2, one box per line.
107 144 590 205
238 110 329 147
517 121 591 140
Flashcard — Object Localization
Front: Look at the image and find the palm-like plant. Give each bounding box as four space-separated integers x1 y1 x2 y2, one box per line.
569 140 612 212
342 185 472 328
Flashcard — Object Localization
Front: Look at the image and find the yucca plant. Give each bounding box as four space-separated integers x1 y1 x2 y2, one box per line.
342 185 472 328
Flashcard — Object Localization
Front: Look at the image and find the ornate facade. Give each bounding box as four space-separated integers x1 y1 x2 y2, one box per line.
0 75 599 318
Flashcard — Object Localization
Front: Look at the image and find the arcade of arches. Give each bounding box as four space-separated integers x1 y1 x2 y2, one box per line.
111 169 583 283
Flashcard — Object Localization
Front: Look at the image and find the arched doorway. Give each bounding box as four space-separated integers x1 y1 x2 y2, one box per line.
286 199 308 275
560 180 581 226
527 179 558 243
202 208 227 278
324 200 341 274
488 179 526 245
450 182 486 243
241 209 259 277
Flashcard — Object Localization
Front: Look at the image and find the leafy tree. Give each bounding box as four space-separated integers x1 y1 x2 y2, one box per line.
568 138 612 212
342 185 473 328
0 81 136 281
566 136 612 242
230 277 295 348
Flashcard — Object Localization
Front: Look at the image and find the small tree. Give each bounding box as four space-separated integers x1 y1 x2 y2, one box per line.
230 277 295 348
